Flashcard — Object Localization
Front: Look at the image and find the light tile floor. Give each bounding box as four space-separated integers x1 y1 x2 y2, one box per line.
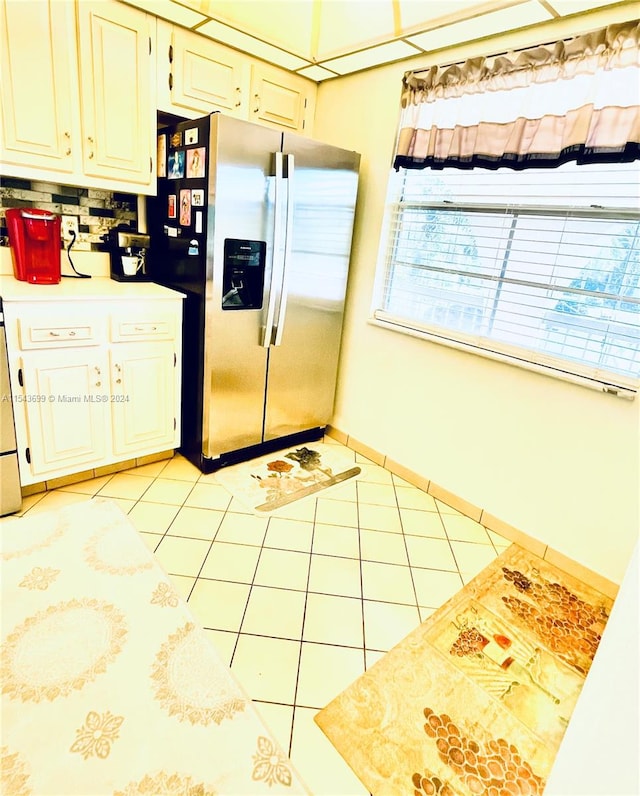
13 437 511 795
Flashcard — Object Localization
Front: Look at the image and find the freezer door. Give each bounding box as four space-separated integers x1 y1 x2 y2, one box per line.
264 134 360 441
202 115 283 458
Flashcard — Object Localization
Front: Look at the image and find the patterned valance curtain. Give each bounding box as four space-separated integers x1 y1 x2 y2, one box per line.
394 19 640 170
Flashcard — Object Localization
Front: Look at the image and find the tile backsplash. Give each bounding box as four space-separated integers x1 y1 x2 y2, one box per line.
0 178 138 251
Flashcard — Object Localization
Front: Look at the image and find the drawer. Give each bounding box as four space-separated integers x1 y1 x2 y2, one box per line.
110 314 175 342
17 318 100 349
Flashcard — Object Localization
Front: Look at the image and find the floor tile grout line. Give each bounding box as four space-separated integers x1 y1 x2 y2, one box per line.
392 478 423 619
227 512 274 669
354 480 368 674
436 504 467 592
182 495 232 604
144 475 217 601
288 496 320 757
180 574 441 611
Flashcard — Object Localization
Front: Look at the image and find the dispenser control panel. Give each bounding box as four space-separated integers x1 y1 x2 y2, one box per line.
222 239 266 310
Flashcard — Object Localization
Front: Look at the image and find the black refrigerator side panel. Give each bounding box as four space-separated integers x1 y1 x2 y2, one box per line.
149 115 210 292
148 115 211 468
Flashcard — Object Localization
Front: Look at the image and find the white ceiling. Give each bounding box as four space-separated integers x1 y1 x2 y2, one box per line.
124 0 631 80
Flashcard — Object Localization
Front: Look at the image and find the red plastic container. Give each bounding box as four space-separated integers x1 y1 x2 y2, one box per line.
5 208 61 284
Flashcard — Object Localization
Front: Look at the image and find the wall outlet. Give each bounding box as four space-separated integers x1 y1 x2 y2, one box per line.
61 215 79 240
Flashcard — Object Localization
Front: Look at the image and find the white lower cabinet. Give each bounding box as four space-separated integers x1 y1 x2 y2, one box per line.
110 341 176 456
20 349 109 474
2 289 183 486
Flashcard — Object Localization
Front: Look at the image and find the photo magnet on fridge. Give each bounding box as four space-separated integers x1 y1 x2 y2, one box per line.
157 134 167 177
170 131 182 148
186 147 205 179
168 151 185 179
179 189 191 226
192 189 204 207
168 195 177 219
184 127 199 145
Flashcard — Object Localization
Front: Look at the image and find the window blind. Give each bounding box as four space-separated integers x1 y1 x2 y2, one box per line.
375 161 640 393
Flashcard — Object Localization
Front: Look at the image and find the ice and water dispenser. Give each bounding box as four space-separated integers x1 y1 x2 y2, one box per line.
221 239 266 309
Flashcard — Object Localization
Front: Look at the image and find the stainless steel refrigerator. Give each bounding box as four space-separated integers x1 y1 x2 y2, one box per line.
148 113 360 472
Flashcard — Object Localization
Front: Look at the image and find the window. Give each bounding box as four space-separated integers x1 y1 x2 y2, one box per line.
374 160 640 392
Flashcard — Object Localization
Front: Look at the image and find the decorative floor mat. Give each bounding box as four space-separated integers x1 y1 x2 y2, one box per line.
315 545 613 796
0 498 310 795
214 442 361 513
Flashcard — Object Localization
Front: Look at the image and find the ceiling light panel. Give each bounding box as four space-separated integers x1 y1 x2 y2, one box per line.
124 0 207 27
407 1 554 51
196 19 312 70
296 64 340 82
195 0 315 58
544 0 625 12
316 0 397 60
321 39 423 75
398 0 512 32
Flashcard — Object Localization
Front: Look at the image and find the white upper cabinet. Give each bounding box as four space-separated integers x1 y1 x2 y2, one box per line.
157 20 316 135
250 63 316 134
0 0 79 175
76 0 155 188
0 0 156 193
158 21 249 119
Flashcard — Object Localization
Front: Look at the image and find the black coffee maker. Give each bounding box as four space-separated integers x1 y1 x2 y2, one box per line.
106 226 151 282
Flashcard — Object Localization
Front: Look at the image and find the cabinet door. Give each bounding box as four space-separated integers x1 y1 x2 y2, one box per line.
250 64 316 134
76 0 154 188
20 350 108 476
0 0 78 176
169 26 249 118
110 342 177 456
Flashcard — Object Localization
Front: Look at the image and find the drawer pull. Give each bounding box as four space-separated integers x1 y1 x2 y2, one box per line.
134 325 158 332
49 330 60 337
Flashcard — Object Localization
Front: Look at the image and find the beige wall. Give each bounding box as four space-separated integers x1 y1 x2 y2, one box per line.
313 7 640 584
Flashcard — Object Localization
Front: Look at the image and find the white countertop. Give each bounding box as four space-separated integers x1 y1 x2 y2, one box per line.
545 542 639 795
0 275 184 302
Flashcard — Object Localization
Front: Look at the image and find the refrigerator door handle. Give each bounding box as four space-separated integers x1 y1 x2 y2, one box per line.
273 153 294 346
262 151 284 347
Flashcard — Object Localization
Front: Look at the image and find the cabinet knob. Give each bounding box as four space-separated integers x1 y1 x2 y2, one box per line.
64 131 71 138
49 330 60 337
65 148 71 156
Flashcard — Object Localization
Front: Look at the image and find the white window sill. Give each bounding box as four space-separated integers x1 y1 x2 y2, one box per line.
368 314 638 400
